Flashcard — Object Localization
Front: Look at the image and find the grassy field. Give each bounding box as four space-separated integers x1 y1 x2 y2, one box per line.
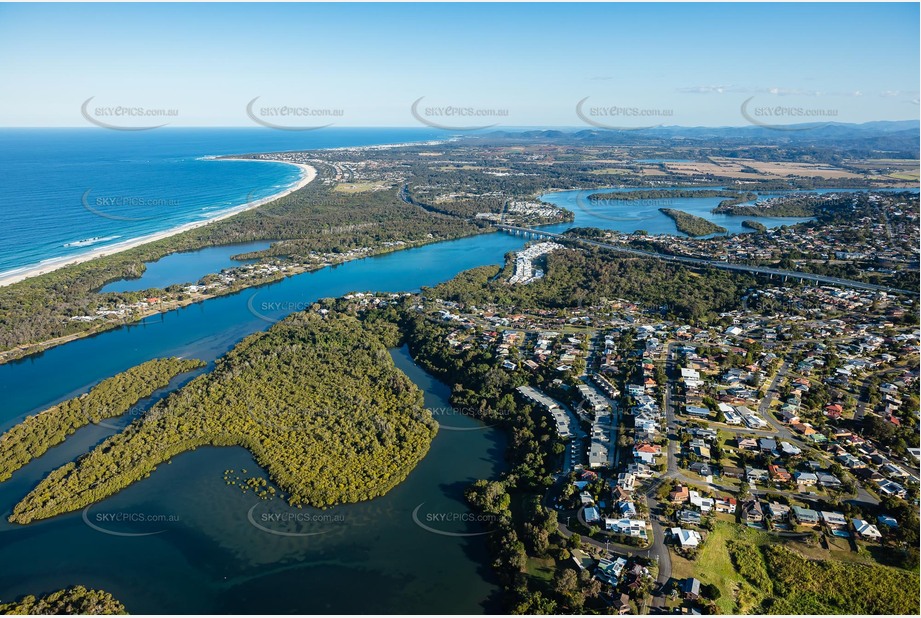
588 168 632 175
526 556 557 583
332 181 390 193
669 522 769 614
670 521 920 614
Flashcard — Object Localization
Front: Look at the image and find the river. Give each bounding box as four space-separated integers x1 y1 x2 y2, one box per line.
0 181 897 612
0 343 508 612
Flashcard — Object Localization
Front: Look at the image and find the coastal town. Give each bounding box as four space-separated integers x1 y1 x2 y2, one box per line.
0 2 918 616
20 139 916 614
335 231 919 613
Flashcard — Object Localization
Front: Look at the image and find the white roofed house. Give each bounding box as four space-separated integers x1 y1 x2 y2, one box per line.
852 518 882 541
689 491 714 513
604 518 648 539
820 511 848 530
669 527 701 548
595 557 628 586
584 506 602 523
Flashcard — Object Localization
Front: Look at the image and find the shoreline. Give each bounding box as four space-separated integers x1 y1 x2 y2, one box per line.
0 160 317 288
0 229 489 367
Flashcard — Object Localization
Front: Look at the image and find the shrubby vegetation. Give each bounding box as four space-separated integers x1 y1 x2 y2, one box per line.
762 544 919 615
0 586 126 615
726 540 773 592
10 312 437 523
659 208 728 236
0 357 204 482
741 219 767 232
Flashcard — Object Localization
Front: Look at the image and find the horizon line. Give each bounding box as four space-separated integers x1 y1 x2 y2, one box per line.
1 120 919 131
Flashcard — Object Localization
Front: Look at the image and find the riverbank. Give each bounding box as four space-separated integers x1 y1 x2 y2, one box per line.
0 161 317 288
0 230 489 367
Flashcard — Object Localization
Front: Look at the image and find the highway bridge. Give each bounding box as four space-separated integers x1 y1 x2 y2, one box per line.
496 224 915 296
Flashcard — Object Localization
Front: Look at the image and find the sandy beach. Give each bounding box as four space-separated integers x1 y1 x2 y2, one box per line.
0 160 317 288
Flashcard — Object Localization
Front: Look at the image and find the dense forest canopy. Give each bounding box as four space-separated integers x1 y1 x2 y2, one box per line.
10 312 437 523
0 357 204 482
0 586 126 615
429 248 753 323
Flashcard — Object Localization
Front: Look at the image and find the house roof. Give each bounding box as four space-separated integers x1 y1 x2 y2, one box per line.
680 578 701 595
852 518 882 538
792 506 819 522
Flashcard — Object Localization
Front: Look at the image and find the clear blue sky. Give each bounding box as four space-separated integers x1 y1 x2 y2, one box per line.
0 2 918 127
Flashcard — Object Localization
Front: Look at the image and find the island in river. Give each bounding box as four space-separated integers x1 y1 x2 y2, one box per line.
659 208 728 236
0 129 918 615
10 312 436 522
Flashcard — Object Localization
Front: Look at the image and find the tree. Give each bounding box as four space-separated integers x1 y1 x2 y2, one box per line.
702 582 721 600
513 591 558 615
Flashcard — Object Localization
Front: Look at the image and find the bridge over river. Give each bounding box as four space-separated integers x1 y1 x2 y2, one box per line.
497 224 914 296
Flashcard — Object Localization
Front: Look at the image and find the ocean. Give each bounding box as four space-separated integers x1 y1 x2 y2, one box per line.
0 128 449 276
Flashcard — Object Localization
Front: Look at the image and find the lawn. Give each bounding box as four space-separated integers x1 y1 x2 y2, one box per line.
526 556 558 583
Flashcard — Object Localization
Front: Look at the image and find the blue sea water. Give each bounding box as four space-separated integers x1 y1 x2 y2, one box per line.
0 128 916 613
0 128 449 276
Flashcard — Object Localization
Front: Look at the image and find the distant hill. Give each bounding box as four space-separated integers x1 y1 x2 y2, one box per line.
473 121 920 158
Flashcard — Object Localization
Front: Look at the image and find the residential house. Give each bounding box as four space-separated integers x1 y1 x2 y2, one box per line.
596 557 628 586
617 500 637 518
768 465 792 483
765 501 791 522
852 519 882 541
816 473 842 489
740 500 764 523
791 506 820 526
633 443 662 465
670 527 702 548
820 511 848 530
790 422 817 436
669 485 690 504
745 466 769 483
685 406 711 418
679 510 702 526
689 491 714 513
714 497 737 514
837 453 864 469
680 578 702 601
689 462 712 477
737 438 758 451
877 479 907 498
604 518 648 539
877 515 898 529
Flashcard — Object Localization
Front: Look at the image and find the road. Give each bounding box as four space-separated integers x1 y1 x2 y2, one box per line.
496 224 914 296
